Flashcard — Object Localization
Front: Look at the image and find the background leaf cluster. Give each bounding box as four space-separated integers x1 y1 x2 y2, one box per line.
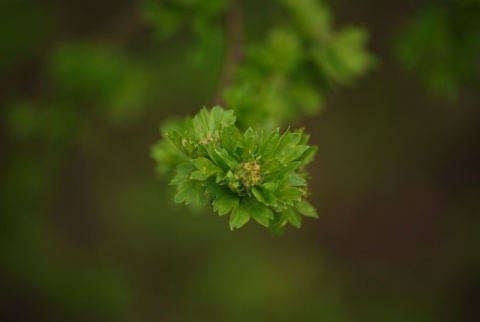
144 0 376 131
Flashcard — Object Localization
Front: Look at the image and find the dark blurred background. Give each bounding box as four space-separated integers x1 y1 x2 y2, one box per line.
1 0 479 321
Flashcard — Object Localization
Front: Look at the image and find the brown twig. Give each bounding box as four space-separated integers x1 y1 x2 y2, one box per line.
103 3 144 48
213 0 245 106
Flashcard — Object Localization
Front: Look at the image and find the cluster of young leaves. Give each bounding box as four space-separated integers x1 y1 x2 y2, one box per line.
152 107 318 232
225 0 376 130
395 0 480 98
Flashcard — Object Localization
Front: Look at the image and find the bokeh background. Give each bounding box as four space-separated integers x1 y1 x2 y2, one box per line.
1 0 479 321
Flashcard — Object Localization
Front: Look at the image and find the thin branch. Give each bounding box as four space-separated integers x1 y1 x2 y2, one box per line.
214 0 245 106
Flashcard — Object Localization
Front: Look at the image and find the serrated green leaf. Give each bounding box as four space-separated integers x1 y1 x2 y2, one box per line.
216 170 229 183
174 179 205 205
263 181 278 192
214 192 238 216
221 125 244 156
283 208 302 228
204 144 238 171
297 130 309 145
288 172 306 186
276 161 301 183
215 147 239 170
192 157 221 178
298 145 317 166
204 144 230 171
212 105 236 127
170 162 208 205
151 138 189 178
250 201 274 227
167 130 196 157
170 175 187 186
277 186 304 203
192 106 235 140
263 158 282 175
190 170 208 181
210 105 224 123
229 201 251 230
244 127 255 139
192 107 211 137
252 182 278 206
167 130 183 151
243 127 259 156
279 145 309 163
295 199 318 218
257 128 280 160
208 183 239 216
273 129 301 155
170 162 195 185
268 212 287 234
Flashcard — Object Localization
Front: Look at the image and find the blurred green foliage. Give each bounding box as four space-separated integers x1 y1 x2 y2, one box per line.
145 0 375 130
396 0 480 98
0 0 479 321
0 0 57 71
6 43 154 148
225 0 376 130
51 44 153 124
143 0 227 39
143 0 226 65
